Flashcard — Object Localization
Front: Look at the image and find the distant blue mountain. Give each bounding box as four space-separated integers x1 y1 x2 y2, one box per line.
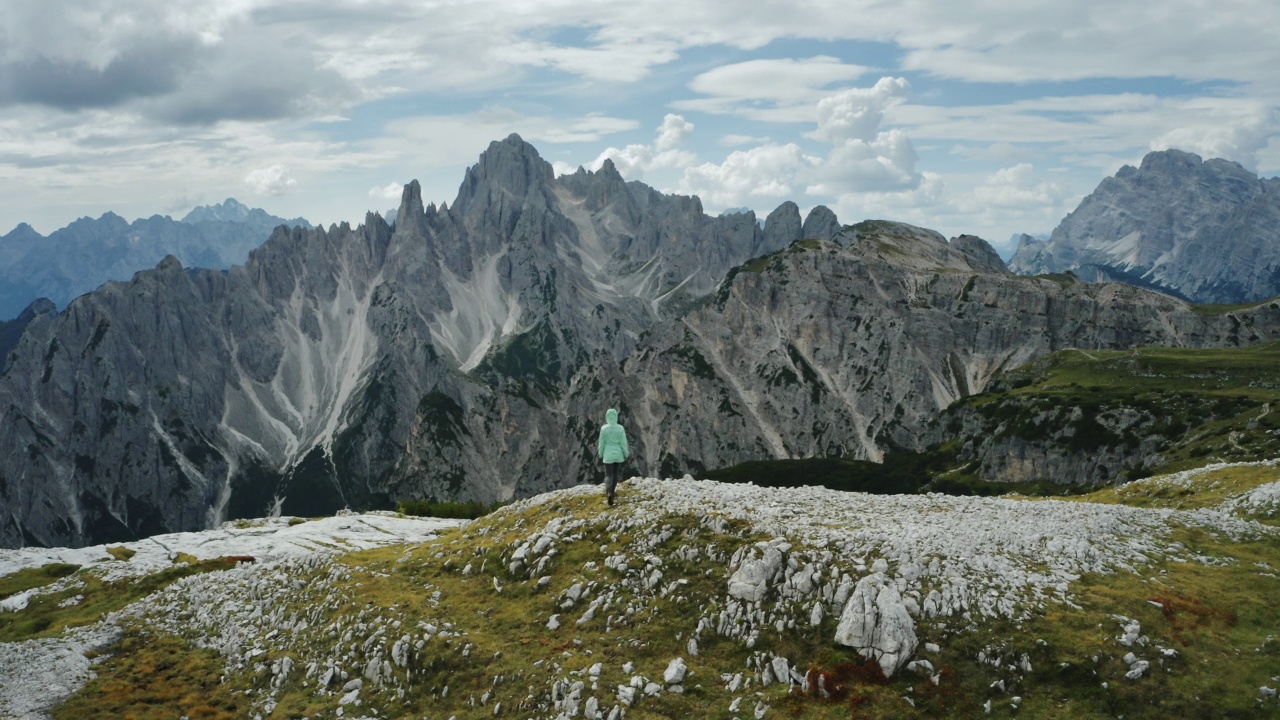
181 198 311 228
0 200 310 320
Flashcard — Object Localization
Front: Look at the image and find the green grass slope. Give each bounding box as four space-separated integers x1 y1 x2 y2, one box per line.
953 342 1280 476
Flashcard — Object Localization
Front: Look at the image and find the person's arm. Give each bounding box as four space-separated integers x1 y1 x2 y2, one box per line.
620 427 629 460
597 427 605 459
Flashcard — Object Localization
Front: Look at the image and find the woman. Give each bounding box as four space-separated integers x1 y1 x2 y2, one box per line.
596 408 629 505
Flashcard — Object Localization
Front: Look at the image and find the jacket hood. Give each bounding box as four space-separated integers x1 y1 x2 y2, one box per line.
605 408 618 425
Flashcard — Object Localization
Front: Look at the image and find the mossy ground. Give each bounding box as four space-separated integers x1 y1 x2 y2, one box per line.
50 633 249 720
0 562 79 600
0 557 239 642
1078 463 1280 513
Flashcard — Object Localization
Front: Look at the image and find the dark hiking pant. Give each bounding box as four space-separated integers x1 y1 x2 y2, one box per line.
605 463 621 499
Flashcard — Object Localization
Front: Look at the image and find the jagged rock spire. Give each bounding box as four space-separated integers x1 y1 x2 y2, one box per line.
452 133 556 216
396 180 427 236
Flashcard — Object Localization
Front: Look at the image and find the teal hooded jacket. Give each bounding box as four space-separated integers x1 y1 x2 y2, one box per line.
597 408 629 464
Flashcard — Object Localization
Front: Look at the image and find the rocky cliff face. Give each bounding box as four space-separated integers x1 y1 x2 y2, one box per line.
1009 149 1280 304
0 202 311 320
3 136 1280 548
0 298 56 372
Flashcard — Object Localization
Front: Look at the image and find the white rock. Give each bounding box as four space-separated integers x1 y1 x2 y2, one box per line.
663 657 688 684
906 659 935 674
770 657 790 686
727 541 786 602
809 601 824 627
1125 660 1150 679
0 591 34 613
833 573 918 677
726 672 743 692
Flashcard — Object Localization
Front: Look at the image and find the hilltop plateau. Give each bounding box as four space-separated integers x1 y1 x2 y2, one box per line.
1 465 1278 718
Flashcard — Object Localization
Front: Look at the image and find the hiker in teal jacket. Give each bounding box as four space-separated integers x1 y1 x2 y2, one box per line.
597 408 629 505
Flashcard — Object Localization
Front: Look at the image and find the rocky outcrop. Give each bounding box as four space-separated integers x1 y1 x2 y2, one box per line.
1009 149 1280 304
0 298 55 372
950 235 1009 274
763 202 802 249
4 135 1280 548
801 205 841 242
833 561 917 677
0 202 310 320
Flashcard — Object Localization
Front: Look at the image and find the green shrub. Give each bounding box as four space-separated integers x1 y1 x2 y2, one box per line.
396 499 507 519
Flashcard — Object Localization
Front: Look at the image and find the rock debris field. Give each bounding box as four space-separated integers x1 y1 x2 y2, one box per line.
0 512 462 719
2 465 1278 719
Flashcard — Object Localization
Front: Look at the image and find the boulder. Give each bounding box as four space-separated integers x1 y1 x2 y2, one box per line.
833 572 918 677
727 539 789 602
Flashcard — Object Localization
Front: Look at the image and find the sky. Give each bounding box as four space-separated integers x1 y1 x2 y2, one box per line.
2 1 1278 256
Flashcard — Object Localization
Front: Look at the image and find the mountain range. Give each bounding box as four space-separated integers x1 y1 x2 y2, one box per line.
1009 149 1280 304
0 199 310 321
3 135 1280 549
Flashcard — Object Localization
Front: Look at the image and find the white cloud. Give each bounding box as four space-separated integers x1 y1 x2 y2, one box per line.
368 182 403 200
655 114 695 152
888 93 1280 175
813 159 1076 257
965 164 1066 211
681 144 821 208
832 171 948 223
807 128 920 194
720 133 771 147
590 114 697 179
672 77 923 210
245 164 297 196
892 2 1280 89
687 56 868 107
4 0 1280 240
811 77 911 144
492 39 681 83
1150 106 1279 171
372 108 639 173
950 142 1033 165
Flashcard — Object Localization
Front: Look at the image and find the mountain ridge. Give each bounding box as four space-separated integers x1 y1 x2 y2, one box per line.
0 200 312 321
3 136 1279 549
